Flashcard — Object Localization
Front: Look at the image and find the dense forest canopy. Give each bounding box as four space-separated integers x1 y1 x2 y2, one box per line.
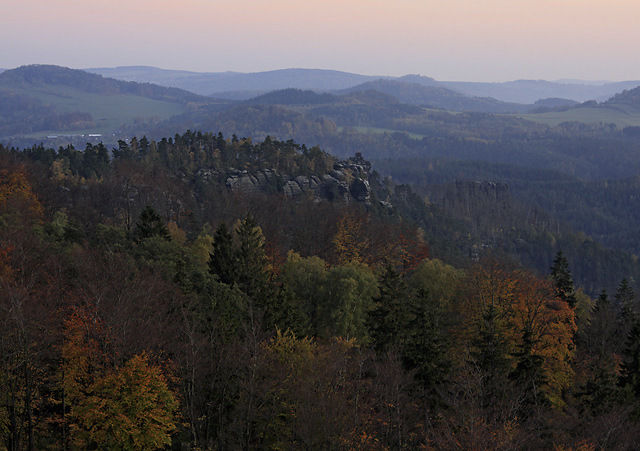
2 130 640 450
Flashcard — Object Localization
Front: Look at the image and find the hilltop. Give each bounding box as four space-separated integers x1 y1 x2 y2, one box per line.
0 65 225 140
606 85 640 105
87 66 387 98
340 79 530 113
515 83 640 128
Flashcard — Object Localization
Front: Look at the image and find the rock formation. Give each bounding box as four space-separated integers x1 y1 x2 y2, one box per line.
198 153 375 206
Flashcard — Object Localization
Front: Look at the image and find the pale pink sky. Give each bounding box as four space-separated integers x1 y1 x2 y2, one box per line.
2 0 639 81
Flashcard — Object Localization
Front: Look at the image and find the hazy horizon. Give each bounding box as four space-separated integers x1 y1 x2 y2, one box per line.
3 0 640 83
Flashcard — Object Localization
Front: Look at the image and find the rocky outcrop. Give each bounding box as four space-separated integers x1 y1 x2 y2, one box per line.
197 153 374 206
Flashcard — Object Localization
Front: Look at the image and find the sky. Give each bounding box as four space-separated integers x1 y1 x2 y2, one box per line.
2 0 640 82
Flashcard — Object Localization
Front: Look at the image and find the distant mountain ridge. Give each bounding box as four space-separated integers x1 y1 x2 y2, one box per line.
87 66 388 97
441 79 640 104
87 65 640 104
339 79 530 113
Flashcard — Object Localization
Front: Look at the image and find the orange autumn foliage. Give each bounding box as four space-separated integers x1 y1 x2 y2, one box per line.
456 260 576 407
62 307 179 451
0 163 43 219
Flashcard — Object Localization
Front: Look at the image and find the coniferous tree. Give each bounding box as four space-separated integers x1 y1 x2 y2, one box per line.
509 327 547 409
135 206 170 241
616 278 637 326
403 288 452 407
265 287 310 338
208 223 238 286
580 292 620 414
368 264 410 353
472 303 512 402
620 321 640 404
235 214 270 300
139 136 150 157
551 250 577 308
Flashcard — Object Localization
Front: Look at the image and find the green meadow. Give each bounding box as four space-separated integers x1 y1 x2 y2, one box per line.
515 103 640 128
7 84 186 137
339 125 427 139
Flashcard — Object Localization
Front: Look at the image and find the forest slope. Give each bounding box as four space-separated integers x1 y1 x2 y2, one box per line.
4 132 640 450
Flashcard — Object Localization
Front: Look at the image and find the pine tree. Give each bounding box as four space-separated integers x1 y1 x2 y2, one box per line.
588 289 620 354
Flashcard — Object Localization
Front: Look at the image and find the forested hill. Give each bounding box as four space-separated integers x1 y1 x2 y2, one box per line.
341 79 532 113
4 131 640 449
0 64 205 102
245 88 339 105
232 79 536 114
606 85 640 105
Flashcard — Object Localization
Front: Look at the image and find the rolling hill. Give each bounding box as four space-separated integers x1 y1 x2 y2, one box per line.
0 65 223 140
340 79 531 113
515 84 640 128
87 66 388 98
86 65 640 105
441 79 640 104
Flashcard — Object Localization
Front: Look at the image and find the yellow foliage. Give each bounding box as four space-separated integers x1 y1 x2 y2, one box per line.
189 230 214 266
63 309 178 450
50 158 73 182
68 352 178 451
333 211 368 265
266 327 316 373
167 221 187 245
0 166 43 218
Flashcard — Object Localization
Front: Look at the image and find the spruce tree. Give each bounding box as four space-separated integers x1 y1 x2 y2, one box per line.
616 278 636 326
550 250 577 308
235 214 270 299
620 321 640 401
580 291 620 413
403 288 451 407
368 264 410 353
208 223 238 286
135 206 170 241
509 327 547 409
